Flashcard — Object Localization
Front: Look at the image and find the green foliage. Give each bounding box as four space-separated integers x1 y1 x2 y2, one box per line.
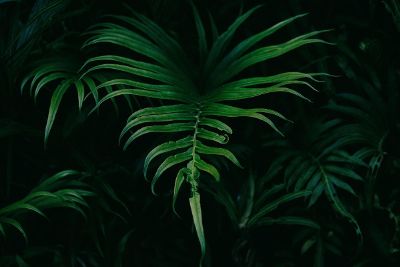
0 170 93 242
72 5 327 262
1 0 399 266
264 117 366 234
384 0 400 32
204 173 318 230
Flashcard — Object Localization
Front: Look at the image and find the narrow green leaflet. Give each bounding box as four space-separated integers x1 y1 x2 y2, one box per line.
144 136 193 179
151 149 192 194
0 218 27 242
194 155 220 181
196 141 243 168
248 191 311 225
44 79 74 144
173 168 187 215
189 193 206 266
123 123 195 150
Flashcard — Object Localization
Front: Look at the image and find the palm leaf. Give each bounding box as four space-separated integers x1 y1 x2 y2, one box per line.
266 118 366 244
21 56 94 144
0 170 93 242
26 3 326 263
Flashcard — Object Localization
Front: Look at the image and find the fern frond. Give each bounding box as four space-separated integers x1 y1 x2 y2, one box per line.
266 118 366 244
0 170 93 242
21 56 94 144
24 3 326 263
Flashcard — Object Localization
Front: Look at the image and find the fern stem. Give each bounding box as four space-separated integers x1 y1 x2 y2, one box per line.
187 105 207 265
189 105 202 193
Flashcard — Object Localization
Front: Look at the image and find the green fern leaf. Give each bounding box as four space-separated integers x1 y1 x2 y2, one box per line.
25 3 327 264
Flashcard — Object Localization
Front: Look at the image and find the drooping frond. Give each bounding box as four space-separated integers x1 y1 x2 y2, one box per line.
21 55 135 144
0 170 93 242
21 56 92 144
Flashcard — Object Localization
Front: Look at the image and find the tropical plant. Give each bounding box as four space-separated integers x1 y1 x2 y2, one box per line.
0 170 92 242
2 0 400 266
268 118 365 220
74 4 327 263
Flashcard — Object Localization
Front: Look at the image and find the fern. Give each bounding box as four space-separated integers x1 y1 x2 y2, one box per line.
264 118 367 245
20 53 132 145
21 55 87 143
203 173 317 230
0 170 93 242
78 4 327 262
293 221 347 267
330 41 399 209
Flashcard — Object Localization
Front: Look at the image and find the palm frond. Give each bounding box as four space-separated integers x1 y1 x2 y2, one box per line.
265 118 366 244
80 4 326 262
0 170 93 242
21 54 129 144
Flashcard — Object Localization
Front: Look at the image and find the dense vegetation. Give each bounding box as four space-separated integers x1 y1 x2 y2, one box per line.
1 0 399 266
